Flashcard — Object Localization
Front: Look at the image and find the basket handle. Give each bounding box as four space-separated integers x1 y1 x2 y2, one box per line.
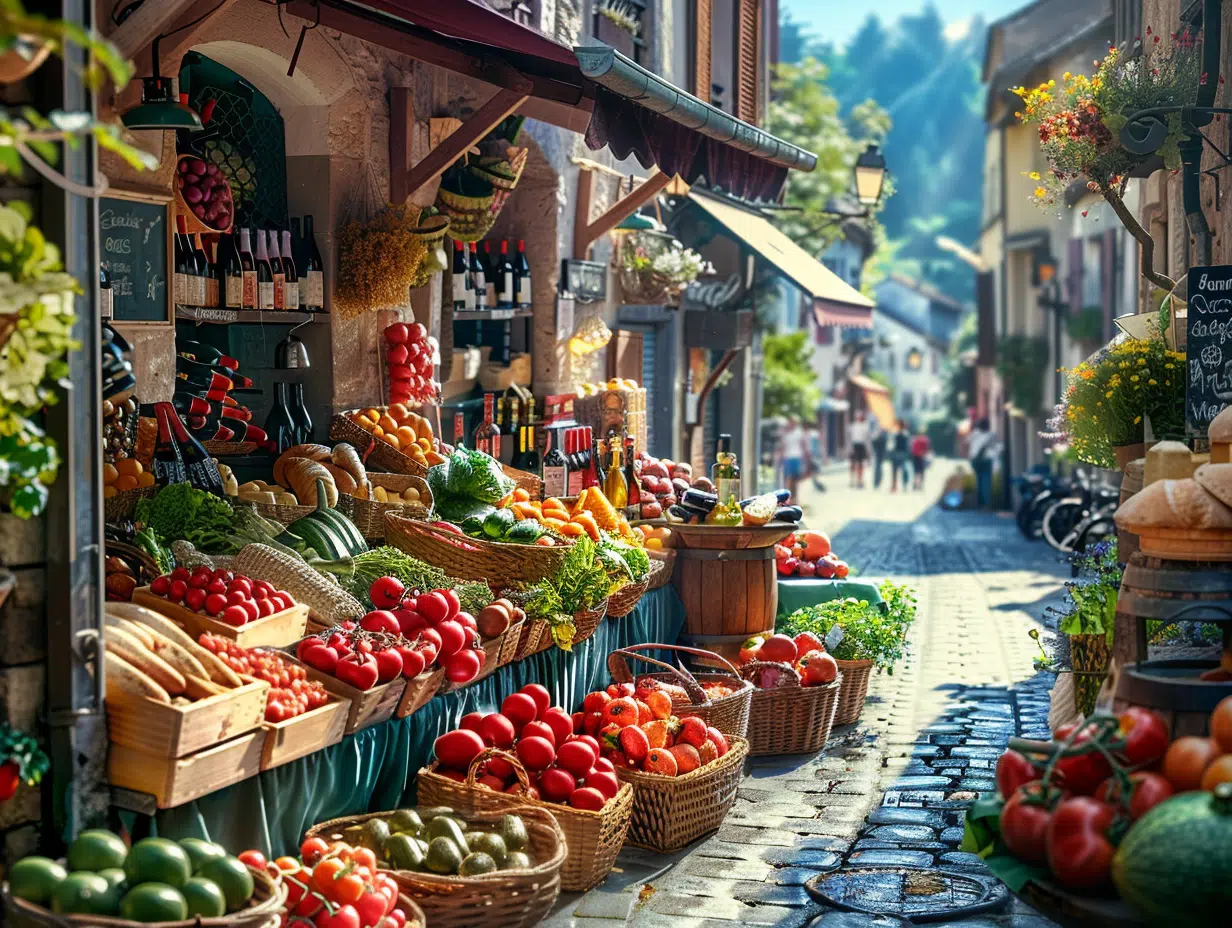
616 642 743 678
394 516 485 552
464 747 532 793
738 659 802 689
607 647 708 706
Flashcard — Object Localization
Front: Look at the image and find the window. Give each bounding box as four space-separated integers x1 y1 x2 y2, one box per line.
595 0 652 67
901 392 914 412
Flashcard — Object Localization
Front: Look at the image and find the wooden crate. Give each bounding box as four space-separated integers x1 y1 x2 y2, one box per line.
260 695 350 770
108 731 263 808
105 679 269 758
133 587 309 648
299 660 406 734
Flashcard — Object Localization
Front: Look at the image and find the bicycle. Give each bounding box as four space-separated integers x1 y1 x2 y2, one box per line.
1042 470 1120 554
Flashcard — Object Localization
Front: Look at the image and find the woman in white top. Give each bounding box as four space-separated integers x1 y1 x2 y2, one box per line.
848 411 872 488
778 418 809 498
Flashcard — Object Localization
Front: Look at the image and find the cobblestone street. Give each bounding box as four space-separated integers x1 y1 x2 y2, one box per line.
548 463 1073 926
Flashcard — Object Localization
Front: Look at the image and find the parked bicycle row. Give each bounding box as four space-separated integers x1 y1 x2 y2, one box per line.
1013 467 1119 556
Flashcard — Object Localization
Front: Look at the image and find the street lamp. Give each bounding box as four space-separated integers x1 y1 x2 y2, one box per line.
853 144 887 207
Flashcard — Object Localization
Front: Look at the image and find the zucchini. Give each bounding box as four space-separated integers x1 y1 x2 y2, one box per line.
308 478 367 554
287 514 348 560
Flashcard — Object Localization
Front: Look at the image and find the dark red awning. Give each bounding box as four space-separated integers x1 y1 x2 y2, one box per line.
814 301 874 330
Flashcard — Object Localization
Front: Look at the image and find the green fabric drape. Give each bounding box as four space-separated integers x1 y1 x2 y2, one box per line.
138 587 685 856
775 578 884 618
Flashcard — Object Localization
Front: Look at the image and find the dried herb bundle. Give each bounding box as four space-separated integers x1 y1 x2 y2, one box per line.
335 204 428 317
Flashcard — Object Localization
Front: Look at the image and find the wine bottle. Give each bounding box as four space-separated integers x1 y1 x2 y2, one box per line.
473 393 498 457
482 242 497 308
254 230 275 310
301 215 325 311
268 229 286 310
712 433 741 502
192 234 213 307
264 382 298 454
565 429 583 496
238 228 257 310
219 233 244 309
604 438 629 508
514 239 532 308
624 435 640 506
542 428 567 498
522 424 541 474
161 401 225 493
290 217 304 269
451 240 468 311
582 426 600 490
280 230 300 311
506 395 520 464
453 411 465 446
290 383 313 443
173 216 193 305
469 242 487 311
152 404 188 484
99 264 113 319
497 240 514 310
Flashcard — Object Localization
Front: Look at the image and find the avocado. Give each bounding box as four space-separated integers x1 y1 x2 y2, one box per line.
361 818 392 853
500 814 528 853
386 809 424 837
505 851 532 869
424 837 463 875
342 824 367 847
417 806 454 821
458 852 497 876
468 832 508 865
383 834 425 871
425 816 470 855
464 832 487 851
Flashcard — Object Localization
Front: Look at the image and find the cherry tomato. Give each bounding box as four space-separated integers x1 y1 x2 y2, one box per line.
313 859 364 906
302 836 330 865
238 849 268 871
1045 796 1118 889
314 903 361 928
353 888 389 928
1116 707 1170 768
1094 770 1174 819
274 856 300 872
995 750 1039 800
346 847 378 872
1001 780 1067 863
386 910 407 928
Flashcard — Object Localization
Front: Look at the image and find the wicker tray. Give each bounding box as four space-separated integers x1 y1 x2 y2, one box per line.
103 485 157 522
330 411 429 476
338 473 432 540
396 666 445 718
515 618 550 660
502 463 542 499
607 577 649 618
833 658 874 726
3 866 283 928
306 806 565 928
202 440 258 456
616 735 748 852
571 601 608 648
384 511 570 584
418 748 633 892
739 661 842 756
608 643 754 738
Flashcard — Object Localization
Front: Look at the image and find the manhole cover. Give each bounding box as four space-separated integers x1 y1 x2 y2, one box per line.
805 867 1008 923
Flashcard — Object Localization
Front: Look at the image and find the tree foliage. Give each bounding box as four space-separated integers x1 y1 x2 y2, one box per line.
761 331 821 423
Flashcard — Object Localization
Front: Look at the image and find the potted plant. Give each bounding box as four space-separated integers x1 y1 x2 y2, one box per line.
595 0 639 59
616 232 712 306
1013 30 1202 292
1046 540 1120 716
996 335 1050 417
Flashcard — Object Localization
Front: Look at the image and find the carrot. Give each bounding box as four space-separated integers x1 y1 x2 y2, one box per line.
571 488 589 515
581 486 619 531
559 522 586 538
544 497 567 511
513 487 530 503
543 517 568 530
573 511 601 541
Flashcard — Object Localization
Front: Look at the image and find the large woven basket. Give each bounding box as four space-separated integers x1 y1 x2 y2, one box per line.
515 617 550 660
502 463 542 499
103 484 157 522
308 806 565 928
419 747 633 892
338 473 432 540
2 865 283 928
739 661 842 756
384 511 570 584
616 735 748 852
608 644 753 738
606 577 649 618
330 411 429 476
645 554 674 590
832 658 874 726
571 600 608 648
252 498 317 526
394 893 426 928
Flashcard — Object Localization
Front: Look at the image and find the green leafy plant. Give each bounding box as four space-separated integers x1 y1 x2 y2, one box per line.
780 591 916 673
997 335 1050 417
761 331 821 422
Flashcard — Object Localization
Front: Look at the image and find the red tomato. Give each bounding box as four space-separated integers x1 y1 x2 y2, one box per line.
238 849 268 871
1045 796 1118 889
346 847 378 872
314 904 361 928
1001 780 1066 863
384 323 409 344
1094 770 1173 820
301 836 330 865
274 856 300 872
995 750 1039 800
315 859 365 905
1051 723 1112 794
737 636 765 665
353 888 388 928
1116 707 1170 768
792 631 825 658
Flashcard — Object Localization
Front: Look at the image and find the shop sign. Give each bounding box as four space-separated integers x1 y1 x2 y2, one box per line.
1186 265 1232 431
681 273 744 311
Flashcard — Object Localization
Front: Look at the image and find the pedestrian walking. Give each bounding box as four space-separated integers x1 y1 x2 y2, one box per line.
848 411 871 488
870 423 887 489
889 424 909 493
910 428 931 490
777 417 808 498
968 417 998 508
807 424 826 493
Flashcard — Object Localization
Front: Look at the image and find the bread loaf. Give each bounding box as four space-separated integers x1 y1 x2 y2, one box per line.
1145 440 1196 485
323 463 358 495
284 457 338 507
1117 477 1232 531
1212 406 1232 464
1194 463 1232 511
273 444 331 487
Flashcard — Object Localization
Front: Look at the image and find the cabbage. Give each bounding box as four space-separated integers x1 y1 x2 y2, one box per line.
430 446 514 520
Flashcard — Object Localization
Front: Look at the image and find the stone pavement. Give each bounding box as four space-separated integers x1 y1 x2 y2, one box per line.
545 464 1072 927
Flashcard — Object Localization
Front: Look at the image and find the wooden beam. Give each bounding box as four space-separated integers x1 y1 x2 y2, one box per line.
573 168 671 259
572 168 595 260
394 87 529 205
105 0 200 60
389 87 413 206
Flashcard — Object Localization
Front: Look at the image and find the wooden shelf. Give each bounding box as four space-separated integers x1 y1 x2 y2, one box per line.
175 305 330 325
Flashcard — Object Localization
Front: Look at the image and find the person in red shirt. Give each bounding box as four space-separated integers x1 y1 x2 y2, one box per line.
909 428 931 490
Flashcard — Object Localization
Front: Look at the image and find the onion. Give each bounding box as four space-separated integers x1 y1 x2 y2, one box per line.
189 159 207 175
178 159 192 174
191 203 206 219
205 163 219 176
183 186 203 204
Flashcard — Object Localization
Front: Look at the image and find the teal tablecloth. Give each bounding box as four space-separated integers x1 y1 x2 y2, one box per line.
776 578 883 618
136 586 685 857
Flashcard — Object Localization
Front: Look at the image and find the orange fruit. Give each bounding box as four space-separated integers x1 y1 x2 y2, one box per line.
103 485 118 498
102 463 119 485
1200 754 1232 791
641 719 669 749
644 747 678 777
645 691 672 720
669 743 701 774
113 475 139 492
1212 695 1232 753
388 402 410 423
116 458 143 477
636 700 653 725
136 471 156 488
378 414 398 432
362 408 381 422
395 426 417 447
698 740 718 766
380 433 401 449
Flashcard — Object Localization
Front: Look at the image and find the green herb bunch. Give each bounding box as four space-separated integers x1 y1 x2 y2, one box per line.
780 592 916 673
135 482 237 553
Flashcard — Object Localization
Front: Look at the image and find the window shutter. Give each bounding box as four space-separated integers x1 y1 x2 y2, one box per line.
976 270 996 365
694 0 712 100
1067 237 1084 314
736 0 759 123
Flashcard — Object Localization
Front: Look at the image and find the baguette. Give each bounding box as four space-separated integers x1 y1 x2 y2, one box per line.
184 674 227 700
330 443 367 487
105 628 187 696
105 603 243 687
141 627 208 680
104 650 170 704
105 615 154 649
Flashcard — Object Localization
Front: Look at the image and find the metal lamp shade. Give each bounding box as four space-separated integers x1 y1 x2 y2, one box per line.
853 143 887 206
122 77 202 131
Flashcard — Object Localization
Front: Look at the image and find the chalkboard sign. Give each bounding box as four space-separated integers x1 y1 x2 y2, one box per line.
1186 265 1232 433
100 193 171 323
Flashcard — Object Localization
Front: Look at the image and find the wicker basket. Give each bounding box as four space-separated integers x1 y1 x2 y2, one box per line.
202 440 258 456
339 473 433 540
571 601 608 647
439 616 524 693
2 864 283 928
384 511 570 584
418 747 633 892
307 806 565 928
645 552 675 589
103 485 157 522
832 658 874 726
739 661 842 756
252 498 317 526
394 894 426 928
608 644 754 738
502 463 542 499
515 618 550 660
607 578 649 618
330 412 429 476
616 735 748 852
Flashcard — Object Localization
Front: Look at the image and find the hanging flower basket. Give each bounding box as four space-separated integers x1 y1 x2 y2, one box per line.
615 232 711 306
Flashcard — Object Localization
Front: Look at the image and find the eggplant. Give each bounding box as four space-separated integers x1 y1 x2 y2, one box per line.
668 505 703 524
774 505 803 523
681 488 718 513
740 488 792 508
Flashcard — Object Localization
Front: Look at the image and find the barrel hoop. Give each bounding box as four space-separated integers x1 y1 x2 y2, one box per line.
1117 591 1232 623
673 547 776 562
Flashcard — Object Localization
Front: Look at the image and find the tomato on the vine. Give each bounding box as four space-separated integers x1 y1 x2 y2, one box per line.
314 860 364 906
313 903 361 928
354 888 389 928
344 846 378 872
1051 723 1112 795
1094 770 1173 820
274 856 300 872
1001 780 1067 863
238 849 268 871
301 837 330 866
1115 707 1170 768
995 750 1038 799
1045 796 1119 889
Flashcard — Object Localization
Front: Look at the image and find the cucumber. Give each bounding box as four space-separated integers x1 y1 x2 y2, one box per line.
312 508 366 555
287 515 348 560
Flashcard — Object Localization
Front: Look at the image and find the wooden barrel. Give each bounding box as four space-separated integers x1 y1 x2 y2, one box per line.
1117 459 1144 562
670 522 791 661
1112 552 1232 737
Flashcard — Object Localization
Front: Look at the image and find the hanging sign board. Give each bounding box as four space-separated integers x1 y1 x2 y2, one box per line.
100 191 172 324
1186 265 1232 433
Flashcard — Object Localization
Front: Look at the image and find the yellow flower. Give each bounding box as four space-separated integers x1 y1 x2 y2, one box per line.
1106 391 1114 398
1134 416 1142 424
1165 363 1174 369
1097 401 1103 407
1137 357 1146 365
1130 375 1139 382
1079 369 1094 380
1148 379 1157 386
1034 186 1048 198
1029 171 1041 180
